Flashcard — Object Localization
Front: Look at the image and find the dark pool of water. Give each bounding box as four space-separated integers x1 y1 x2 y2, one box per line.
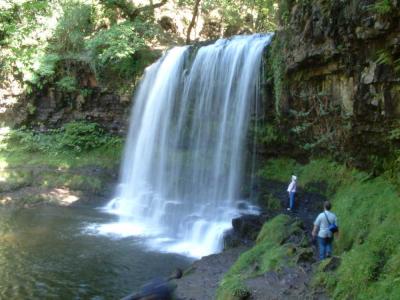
0 205 192 299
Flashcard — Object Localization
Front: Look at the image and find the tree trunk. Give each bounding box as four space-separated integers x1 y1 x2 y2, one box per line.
186 0 201 44
99 0 167 21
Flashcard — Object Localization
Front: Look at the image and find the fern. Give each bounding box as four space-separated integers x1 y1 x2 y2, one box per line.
369 0 392 14
375 49 400 75
375 49 392 65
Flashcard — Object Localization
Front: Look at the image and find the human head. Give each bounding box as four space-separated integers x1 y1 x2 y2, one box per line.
324 201 332 211
292 175 297 181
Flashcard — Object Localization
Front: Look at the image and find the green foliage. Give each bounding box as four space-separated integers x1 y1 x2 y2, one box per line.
313 175 400 299
257 158 299 183
375 49 400 74
256 214 292 244
86 21 149 80
0 122 121 204
56 76 78 92
6 128 56 153
199 0 278 33
217 215 306 300
259 158 400 299
250 122 285 145
261 192 282 210
59 121 106 152
269 36 285 116
369 0 392 14
30 53 60 85
40 172 103 193
276 0 311 26
1 0 163 97
5 121 122 155
1 0 280 99
26 103 36 115
0 0 52 86
388 122 400 141
51 1 94 55
276 0 292 24
89 23 135 65
375 121 400 188
0 169 33 192
257 158 370 197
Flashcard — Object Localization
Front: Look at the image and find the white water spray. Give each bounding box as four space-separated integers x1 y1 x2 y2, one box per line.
102 34 273 258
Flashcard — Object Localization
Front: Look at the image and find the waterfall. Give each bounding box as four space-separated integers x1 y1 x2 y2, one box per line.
103 34 273 258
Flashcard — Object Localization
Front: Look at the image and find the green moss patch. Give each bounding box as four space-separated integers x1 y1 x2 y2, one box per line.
217 215 306 300
259 158 400 299
0 169 34 192
0 123 121 205
259 192 283 211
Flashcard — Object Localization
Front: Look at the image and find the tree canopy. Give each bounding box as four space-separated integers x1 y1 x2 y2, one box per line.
0 0 280 100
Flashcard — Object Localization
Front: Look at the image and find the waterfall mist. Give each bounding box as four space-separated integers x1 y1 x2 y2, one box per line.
103 34 273 258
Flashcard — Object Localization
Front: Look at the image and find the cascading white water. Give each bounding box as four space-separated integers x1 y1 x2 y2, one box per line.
103 34 273 258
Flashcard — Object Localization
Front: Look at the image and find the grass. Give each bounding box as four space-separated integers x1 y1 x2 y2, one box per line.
0 145 122 170
0 124 123 203
0 123 123 171
217 215 306 300
260 192 283 211
0 169 33 192
258 158 400 299
257 158 370 197
39 172 104 193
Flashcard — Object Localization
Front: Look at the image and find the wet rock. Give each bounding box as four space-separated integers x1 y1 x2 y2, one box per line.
223 229 245 248
361 62 378 84
223 214 267 248
232 214 265 240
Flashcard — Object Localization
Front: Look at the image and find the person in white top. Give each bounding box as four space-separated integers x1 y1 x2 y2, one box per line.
312 201 339 260
287 175 297 211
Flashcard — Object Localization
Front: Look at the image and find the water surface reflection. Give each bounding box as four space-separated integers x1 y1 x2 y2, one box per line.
0 206 191 299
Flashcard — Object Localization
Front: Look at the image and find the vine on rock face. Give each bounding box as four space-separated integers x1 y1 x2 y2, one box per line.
270 35 285 118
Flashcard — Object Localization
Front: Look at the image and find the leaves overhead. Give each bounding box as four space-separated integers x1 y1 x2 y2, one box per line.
0 0 279 97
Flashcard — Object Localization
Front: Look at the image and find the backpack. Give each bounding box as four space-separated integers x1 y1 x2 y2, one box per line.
324 212 339 233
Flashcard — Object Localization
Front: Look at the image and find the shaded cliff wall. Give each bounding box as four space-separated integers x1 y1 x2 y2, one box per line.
32 88 131 134
264 0 400 169
0 87 132 134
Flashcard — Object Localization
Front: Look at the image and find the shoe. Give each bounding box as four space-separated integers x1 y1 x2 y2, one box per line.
287 208 291 211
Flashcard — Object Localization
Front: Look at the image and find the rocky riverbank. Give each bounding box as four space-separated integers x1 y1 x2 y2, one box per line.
175 157 400 299
0 164 117 208
174 179 330 300
0 123 121 208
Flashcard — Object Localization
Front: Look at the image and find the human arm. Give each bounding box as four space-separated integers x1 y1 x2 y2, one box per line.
334 231 340 240
312 214 321 239
312 224 319 239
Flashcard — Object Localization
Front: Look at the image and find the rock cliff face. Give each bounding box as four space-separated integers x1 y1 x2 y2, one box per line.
3 0 399 168
270 0 400 168
1 87 131 134
32 88 131 134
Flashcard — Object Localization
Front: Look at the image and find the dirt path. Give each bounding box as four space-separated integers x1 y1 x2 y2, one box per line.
174 246 249 300
175 180 329 300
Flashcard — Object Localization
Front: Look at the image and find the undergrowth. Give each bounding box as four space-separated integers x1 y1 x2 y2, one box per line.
258 158 400 299
1 121 122 169
217 215 304 300
0 121 122 199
